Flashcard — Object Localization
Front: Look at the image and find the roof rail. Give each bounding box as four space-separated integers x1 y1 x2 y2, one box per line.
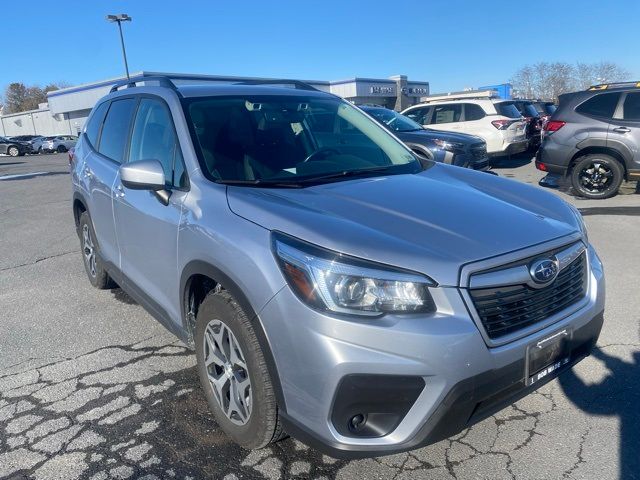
109 76 181 95
233 79 319 91
420 89 498 103
588 81 640 91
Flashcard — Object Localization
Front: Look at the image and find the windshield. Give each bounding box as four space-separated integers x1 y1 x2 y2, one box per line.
363 108 423 132
183 95 420 185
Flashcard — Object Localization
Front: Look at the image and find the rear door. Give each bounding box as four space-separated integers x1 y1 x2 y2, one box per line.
609 91 640 175
113 96 189 325
84 98 137 267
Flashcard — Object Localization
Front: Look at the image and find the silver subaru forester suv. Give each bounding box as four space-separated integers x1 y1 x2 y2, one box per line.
71 77 605 458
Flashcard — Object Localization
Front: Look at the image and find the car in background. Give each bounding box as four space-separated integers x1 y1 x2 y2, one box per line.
511 100 542 149
0 136 30 157
359 106 490 170
10 135 46 153
536 81 640 199
532 101 557 117
402 93 527 157
41 135 78 153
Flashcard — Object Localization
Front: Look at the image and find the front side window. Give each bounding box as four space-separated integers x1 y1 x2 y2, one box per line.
98 98 136 163
182 95 419 185
576 93 620 119
622 92 640 121
129 98 186 187
430 104 462 124
364 108 423 132
404 107 429 124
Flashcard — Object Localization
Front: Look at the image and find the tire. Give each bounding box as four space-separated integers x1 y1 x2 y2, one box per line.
8 146 19 157
57 145 67 153
195 290 285 449
37 147 42 154
78 211 113 289
570 154 623 199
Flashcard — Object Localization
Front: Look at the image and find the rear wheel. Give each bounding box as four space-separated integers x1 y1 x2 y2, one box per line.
78 211 113 289
195 290 285 449
571 154 623 199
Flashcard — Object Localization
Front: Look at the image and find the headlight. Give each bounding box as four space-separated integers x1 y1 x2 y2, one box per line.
433 139 464 152
568 203 588 243
273 233 436 316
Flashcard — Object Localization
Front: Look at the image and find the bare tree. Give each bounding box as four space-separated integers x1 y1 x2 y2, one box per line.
510 61 630 101
2 81 71 114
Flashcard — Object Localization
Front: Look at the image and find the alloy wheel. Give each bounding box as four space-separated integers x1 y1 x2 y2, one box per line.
82 224 97 278
579 160 613 193
203 319 252 425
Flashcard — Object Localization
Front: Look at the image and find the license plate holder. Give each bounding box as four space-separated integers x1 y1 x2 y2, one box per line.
526 329 572 386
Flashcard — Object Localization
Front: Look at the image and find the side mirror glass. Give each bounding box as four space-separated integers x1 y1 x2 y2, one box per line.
120 159 165 191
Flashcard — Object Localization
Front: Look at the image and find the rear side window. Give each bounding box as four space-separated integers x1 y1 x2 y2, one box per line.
85 101 109 148
128 98 187 188
430 104 462 124
464 103 485 121
622 92 640 121
98 98 137 163
495 102 522 119
576 93 620 119
404 107 430 124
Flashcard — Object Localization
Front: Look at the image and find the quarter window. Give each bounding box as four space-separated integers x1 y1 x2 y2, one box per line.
464 103 485 121
128 98 186 188
576 93 620 119
430 104 462 124
622 92 640 121
98 98 136 163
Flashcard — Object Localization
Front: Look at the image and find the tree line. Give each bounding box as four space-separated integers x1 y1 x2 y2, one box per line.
510 61 630 102
0 82 71 115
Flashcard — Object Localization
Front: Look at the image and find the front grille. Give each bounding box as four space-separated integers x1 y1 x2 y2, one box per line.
469 253 587 339
471 143 487 159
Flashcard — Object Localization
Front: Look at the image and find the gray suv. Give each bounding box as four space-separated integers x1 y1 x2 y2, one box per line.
71 77 605 457
537 82 640 198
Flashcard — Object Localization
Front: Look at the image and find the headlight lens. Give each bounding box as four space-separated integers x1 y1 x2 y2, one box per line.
568 203 588 243
433 139 465 152
273 233 436 316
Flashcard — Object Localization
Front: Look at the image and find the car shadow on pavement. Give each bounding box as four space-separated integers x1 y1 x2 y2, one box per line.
558 347 640 480
490 153 534 169
110 287 137 306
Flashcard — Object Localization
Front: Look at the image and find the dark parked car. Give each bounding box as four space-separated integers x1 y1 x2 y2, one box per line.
511 100 543 149
360 106 490 170
536 81 640 198
0 136 30 157
9 135 45 153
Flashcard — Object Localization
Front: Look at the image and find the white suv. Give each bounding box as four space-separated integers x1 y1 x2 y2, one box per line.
402 98 528 157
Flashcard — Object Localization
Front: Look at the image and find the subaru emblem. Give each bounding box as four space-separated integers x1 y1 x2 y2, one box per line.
529 258 559 284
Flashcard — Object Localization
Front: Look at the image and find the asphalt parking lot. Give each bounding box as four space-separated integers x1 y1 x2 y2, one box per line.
1 153 638 480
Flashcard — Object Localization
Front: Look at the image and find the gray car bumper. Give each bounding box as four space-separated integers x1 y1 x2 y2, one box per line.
259 245 605 457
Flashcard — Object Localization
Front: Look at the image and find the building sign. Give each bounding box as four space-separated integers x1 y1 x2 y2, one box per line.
402 87 429 96
369 86 395 95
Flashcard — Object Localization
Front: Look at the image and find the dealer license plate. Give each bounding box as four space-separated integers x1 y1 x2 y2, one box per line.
526 329 571 386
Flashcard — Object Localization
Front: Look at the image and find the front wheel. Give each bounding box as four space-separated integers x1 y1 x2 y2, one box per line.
8 146 19 157
570 154 623 199
57 145 67 153
195 290 284 449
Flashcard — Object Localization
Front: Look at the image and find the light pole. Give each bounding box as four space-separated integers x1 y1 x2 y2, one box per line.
106 14 132 80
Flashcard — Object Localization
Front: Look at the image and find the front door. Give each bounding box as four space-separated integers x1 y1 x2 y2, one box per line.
113 97 189 326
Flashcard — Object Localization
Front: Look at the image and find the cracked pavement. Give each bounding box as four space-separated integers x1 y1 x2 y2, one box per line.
1 154 638 479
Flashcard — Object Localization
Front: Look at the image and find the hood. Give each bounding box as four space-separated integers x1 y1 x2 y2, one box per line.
397 129 485 146
227 164 579 286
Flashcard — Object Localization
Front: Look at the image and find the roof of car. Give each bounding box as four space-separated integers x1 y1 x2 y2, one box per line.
177 84 332 98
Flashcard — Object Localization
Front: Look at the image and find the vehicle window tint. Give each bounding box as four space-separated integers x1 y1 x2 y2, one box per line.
523 104 539 117
98 98 136 163
464 104 485 121
430 104 462 124
544 104 557 115
622 92 640 121
576 93 620 118
404 107 429 124
129 98 184 187
495 102 522 119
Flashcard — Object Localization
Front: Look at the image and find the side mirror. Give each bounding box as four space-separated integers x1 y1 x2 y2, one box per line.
120 160 165 191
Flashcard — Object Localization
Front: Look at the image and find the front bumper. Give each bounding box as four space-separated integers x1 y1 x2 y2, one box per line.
260 243 605 457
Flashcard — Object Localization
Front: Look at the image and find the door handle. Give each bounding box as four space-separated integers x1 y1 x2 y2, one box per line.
115 184 125 198
613 126 631 133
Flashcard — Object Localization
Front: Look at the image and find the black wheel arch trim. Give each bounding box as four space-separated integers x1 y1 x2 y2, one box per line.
179 260 287 413
574 138 631 174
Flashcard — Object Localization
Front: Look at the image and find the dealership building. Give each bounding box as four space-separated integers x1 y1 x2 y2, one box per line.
0 72 429 138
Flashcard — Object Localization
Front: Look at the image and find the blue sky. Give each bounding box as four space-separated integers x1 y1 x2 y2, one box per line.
3 0 639 95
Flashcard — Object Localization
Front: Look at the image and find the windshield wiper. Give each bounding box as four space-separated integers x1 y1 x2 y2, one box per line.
215 179 303 188
294 165 403 184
